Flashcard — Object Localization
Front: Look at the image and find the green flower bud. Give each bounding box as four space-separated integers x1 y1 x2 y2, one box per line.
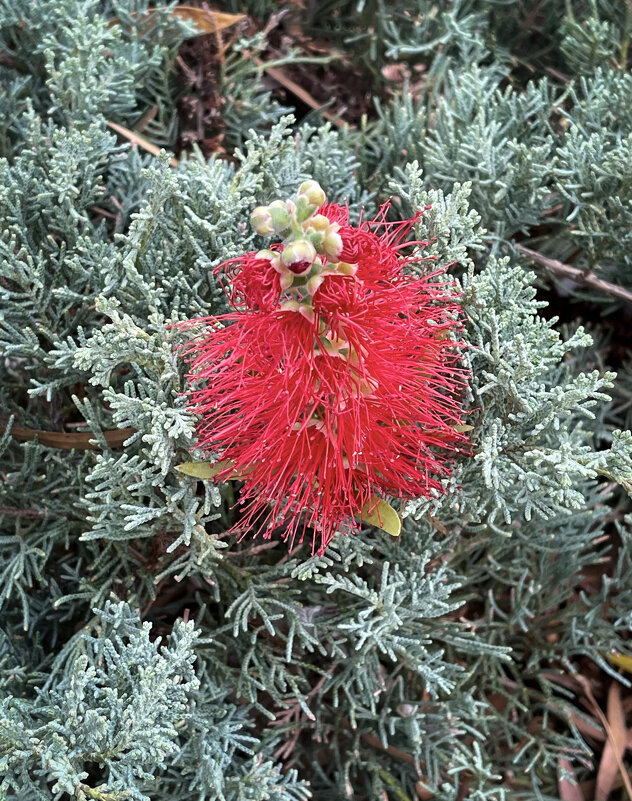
297 180 326 209
267 200 292 234
305 216 340 253
295 197 314 224
251 206 274 236
307 230 324 252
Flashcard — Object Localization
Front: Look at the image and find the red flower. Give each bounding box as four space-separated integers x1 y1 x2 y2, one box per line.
179 185 469 554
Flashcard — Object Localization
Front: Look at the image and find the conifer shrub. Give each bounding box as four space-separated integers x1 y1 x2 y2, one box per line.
1 2 632 800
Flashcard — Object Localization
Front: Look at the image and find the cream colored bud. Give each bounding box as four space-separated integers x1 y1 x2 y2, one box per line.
336 261 358 276
297 180 326 208
281 239 317 268
305 214 332 232
279 271 294 290
307 274 325 295
322 229 343 262
251 206 274 236
255 249 283 273
256 248 279 263
298 304 316 324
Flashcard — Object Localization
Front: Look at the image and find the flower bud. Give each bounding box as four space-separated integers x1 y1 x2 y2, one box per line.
255 249 282 271
287 262 313 277
251 206 274 236
322 229 343 262
297 180 326 209
307 274 325 295
306 230 325 252
281 240 317 275
267 200 292 234
279 271 294 291
336 261 358 276
304 214 332 232
280 300 316 323
295 198 314 224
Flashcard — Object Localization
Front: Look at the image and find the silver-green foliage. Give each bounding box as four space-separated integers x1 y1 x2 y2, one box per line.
554 68 632 278
5 139 631 798
356 6 632 293
0 601 310 801
392 163 631 527
0 0 193 150
2 1 632 799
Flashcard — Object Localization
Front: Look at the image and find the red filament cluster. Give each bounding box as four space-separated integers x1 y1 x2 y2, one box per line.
179 199 469 554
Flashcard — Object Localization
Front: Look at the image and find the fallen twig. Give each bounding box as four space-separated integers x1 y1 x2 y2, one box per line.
0 506 45 519
107 121 179 166
254 57 351 129
3 425 136 450
515 245 632 306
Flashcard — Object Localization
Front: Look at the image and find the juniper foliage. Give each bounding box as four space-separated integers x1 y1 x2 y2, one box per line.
348 0 632 295
1 1 632 800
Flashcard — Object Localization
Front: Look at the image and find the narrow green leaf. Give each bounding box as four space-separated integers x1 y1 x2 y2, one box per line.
609 651 632 674
175 459 233 479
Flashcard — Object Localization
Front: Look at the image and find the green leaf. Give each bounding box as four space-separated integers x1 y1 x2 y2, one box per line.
609 651 632 674
361 498 402 537
175 459 254 481
175 459 233 479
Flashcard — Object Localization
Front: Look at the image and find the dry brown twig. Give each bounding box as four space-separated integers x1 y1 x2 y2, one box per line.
516 245 632 306
254 57 350 129
3 424 136 450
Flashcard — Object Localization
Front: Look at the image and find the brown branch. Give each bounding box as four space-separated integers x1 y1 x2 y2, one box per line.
0 50 19 70
338 717 437 798
515 245 632 306
106 121 179 167
254 57 351 129
2 425 136 450
0 506 45 519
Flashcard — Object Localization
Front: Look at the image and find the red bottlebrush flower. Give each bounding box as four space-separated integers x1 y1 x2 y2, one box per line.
220 248 283 311
179 185 469 555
